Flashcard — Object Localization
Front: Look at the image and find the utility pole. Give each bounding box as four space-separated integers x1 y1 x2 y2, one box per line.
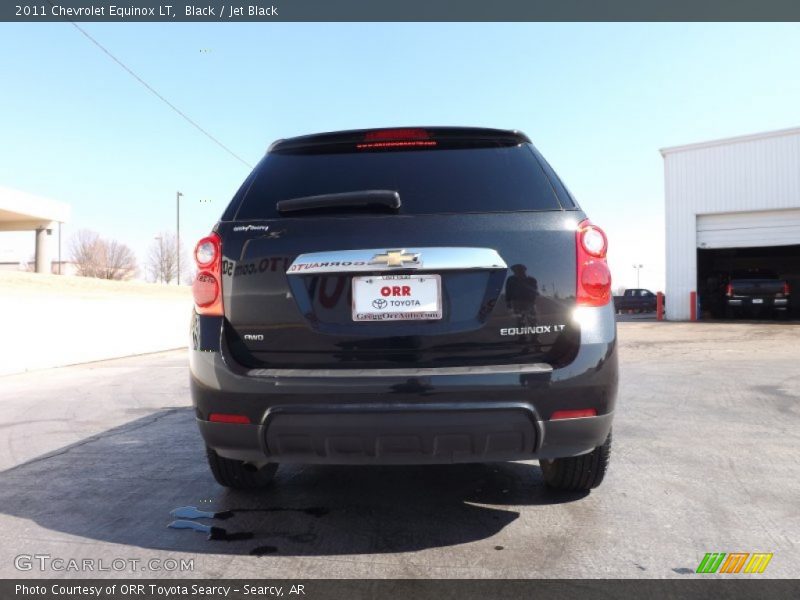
633 264 643 288
176 191 184 285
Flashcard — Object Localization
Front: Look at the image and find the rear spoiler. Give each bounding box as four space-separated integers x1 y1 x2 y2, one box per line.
268 127 531 154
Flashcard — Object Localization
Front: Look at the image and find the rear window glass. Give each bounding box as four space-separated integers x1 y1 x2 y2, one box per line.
233 144 562 219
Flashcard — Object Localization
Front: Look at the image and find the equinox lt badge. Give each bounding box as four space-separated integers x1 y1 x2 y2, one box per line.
500 325 566 335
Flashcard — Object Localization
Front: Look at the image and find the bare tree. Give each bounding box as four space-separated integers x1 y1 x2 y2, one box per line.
70 229 103 277
100 239 138 280
69 229 137 280
147 232 187 284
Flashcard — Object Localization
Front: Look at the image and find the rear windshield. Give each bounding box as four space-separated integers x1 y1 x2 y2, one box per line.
232 144 563 219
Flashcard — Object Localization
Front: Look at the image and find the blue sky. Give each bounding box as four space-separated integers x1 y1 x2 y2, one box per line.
2 22 800 289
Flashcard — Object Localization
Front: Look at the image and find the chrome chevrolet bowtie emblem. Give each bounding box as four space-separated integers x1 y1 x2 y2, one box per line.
369 249 421 268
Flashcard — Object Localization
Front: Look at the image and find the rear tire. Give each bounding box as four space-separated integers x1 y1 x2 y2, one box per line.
206 446 278 490
540 430 611 492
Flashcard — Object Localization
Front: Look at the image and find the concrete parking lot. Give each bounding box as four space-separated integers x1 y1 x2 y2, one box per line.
0 322 798 578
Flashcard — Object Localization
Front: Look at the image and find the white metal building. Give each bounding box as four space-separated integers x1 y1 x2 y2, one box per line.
661 127 800 320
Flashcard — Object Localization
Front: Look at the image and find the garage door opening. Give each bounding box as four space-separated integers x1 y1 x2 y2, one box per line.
697 245 800 319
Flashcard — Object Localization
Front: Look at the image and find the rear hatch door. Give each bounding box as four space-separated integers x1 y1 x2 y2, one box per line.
219 128 583 370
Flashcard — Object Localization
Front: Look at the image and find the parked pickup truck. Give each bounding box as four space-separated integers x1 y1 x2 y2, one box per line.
725 270 791 317
614 288 658 313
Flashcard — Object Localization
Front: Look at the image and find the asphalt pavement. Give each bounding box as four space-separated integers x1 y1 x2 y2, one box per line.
0 322 798 578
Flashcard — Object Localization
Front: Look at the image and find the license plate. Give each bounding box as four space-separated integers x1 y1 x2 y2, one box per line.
752 298 764 304
352 275 442 321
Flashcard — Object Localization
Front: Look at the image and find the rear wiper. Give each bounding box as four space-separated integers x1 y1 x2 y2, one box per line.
276 190 401 214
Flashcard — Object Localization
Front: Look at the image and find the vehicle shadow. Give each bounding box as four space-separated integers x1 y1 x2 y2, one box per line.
0 408 587 557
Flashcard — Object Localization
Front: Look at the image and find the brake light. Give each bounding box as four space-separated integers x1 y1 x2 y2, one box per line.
364 128 430 141
726 283 733 297
192 232 223 316
576 219 611 307
784 282 791 295
357 128 437 150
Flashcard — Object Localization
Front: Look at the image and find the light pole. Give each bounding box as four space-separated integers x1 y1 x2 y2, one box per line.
176 191 184 285
633 264 643 288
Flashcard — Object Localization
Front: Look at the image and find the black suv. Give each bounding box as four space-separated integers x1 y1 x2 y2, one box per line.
190 127 617 492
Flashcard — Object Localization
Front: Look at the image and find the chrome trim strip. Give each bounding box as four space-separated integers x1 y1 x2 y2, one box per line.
287 247 508 274
247 363 552 378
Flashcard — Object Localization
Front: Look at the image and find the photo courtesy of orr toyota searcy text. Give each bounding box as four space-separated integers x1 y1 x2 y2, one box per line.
14 584 299 597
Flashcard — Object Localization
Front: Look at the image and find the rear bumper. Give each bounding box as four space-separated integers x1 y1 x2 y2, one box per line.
198 405 614 465
190 304 618 465
727 297 788 310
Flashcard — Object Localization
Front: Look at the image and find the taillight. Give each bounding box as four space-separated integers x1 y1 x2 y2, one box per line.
192 232 223 316
783 282 791 295
576 219 611 307
726 283 733 297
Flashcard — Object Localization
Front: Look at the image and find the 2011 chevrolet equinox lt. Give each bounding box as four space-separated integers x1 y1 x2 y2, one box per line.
189 127 617 492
